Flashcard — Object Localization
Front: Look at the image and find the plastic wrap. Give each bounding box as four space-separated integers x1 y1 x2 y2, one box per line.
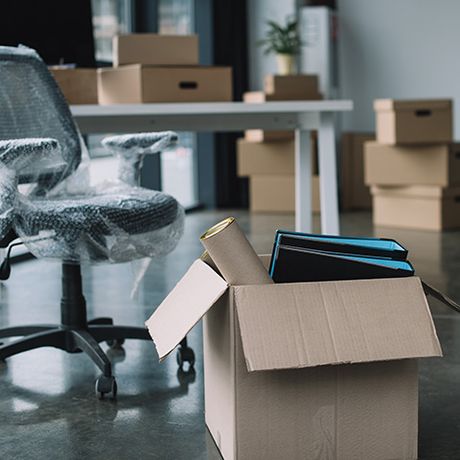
0 45 184 265
102 131 178 186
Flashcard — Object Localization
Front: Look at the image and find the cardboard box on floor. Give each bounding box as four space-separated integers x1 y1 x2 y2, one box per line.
374 99 453 145
237 137 318 177
146 256 442 460
49 68 98 105
249 175 320 213
371 185 460 231
341 132 374 210
98 65 232 104
113 34 199 67
365 142 460 187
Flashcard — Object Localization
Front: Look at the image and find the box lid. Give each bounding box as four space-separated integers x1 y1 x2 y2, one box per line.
371 185 460 198
234 277 442 372
145 259 228 360
374 98 452 112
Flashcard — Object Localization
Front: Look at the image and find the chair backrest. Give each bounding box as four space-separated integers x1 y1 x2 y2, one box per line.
0 45 82 186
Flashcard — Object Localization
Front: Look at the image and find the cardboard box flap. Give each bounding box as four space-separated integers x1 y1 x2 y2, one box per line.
371 185 460 199
146 259 228 361
234 277 442 372
374 98 452 112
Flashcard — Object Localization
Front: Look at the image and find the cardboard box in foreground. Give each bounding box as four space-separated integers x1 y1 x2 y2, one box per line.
113 34 199 67
374 99 453 145
146 257 442 460
98 65 232 104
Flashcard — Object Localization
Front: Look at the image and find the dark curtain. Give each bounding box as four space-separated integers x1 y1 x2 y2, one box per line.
213 0 249 208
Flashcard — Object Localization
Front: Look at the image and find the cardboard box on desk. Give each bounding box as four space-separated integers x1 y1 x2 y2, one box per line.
341 132 374 210
98 65 232 104
264 74 320 99
146 256 442 460
249 175 320 213
371 185 460 231
365 142 460 187
374 99 453 145
49 68 98 105
113 34 199 67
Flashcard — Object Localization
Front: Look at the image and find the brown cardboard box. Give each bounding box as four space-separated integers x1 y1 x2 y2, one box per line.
374 99 453 145
237 139 295 176
237 137 318 177
365 142 460 186
146 257 442 460
98 65 232 104
49 68 98 105
243 90 322 103
341 132 374 210
249 175 320 213
371 185 460 230
244 130 294 142
113 34 199 67
264 74 320 99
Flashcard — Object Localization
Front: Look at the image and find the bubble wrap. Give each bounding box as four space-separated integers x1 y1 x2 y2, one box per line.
0 45 184 264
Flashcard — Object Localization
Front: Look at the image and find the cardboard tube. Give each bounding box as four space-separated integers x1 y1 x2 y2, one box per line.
200 250 220 275
200 217 273 285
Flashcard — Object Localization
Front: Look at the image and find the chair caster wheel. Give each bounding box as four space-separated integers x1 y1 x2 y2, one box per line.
106 338 125 349
176 346 195 370
95 375 117 400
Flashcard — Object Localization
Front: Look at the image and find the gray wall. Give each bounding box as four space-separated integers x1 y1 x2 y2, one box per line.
338 0 460 137
247 0 296 91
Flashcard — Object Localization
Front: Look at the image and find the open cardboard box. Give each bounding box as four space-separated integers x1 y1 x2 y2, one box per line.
147 255 442 460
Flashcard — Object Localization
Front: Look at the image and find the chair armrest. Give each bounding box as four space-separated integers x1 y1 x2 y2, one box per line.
101 131 178 186
0 138 61 170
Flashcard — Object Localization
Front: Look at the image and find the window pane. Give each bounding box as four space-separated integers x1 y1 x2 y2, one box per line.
158 0 198 208
159 0 194 35
92 0 132 62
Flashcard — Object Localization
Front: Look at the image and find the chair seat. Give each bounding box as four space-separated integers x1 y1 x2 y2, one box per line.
15 185 183 262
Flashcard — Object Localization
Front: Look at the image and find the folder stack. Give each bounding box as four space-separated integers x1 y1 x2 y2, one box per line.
365 98 460 230
238 74 322 213
269 230 414 283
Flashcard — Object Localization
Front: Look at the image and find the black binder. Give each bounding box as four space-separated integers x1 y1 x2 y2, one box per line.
269 231 413 284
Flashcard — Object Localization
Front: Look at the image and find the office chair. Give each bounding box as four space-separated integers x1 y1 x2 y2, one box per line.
0 45 195 399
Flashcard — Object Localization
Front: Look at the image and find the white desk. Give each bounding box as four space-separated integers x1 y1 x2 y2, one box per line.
71 100 353 234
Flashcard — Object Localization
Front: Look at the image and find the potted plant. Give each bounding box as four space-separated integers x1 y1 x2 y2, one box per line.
258 17 302 75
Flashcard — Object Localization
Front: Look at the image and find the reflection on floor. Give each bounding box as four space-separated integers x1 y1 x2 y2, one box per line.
0 210 459 460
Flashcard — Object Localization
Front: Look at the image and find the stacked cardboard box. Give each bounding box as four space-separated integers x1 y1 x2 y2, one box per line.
238 74 321 213
341 132 374 211
98 34 232 104
365 99 458 230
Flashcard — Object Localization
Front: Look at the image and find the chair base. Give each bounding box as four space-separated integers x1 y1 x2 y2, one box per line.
0 262 195 399
0 319 193 398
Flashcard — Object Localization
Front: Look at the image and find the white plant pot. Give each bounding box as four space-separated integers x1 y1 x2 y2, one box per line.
276 53 296 75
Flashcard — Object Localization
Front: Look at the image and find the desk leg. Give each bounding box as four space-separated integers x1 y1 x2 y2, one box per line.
318 112 340 235
295 129 312 232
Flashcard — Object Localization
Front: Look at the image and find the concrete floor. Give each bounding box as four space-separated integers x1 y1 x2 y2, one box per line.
0 210 460 459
